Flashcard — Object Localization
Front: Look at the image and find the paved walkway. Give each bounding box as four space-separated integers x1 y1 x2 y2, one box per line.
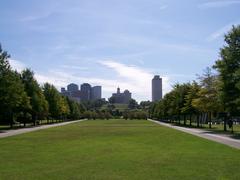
0 120 86 138
148 119 240 149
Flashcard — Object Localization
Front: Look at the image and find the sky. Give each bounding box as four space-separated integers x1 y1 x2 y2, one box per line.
0 0 240 102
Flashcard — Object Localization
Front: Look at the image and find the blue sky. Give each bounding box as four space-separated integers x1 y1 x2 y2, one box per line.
1 0 240 101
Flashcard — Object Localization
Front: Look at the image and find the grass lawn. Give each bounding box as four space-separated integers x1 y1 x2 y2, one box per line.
0 119 240 180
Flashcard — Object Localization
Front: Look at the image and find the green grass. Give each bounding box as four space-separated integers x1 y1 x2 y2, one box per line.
0 119 240 180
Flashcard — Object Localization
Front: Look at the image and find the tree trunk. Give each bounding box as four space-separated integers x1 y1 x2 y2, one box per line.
224 116 227 131
209 112 212 129
184 114 186 126
190 114 192 126
197 114 200 128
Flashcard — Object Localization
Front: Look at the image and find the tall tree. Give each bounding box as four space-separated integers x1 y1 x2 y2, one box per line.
21 69 49 124
128 99 138 109
214 25 240 115
192 68 222 128
43 83 62 119
181 81 200 126
0 45 31 126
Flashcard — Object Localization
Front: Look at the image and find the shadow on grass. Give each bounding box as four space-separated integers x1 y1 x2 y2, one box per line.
0 123 55 133
0 124 33 133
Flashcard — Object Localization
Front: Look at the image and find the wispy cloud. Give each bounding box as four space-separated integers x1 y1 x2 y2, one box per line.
199 0 240 9
98 60 171 99
20 13 53 22
9 59 26 72
207 22 239 41
60 65 89 71
159 5 168 10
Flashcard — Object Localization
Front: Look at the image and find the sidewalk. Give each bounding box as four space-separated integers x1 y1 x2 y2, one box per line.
148 119 240 149
0 120 86 138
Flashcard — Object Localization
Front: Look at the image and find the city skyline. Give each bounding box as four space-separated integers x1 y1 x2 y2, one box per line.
61 82 102 102
1 0 240 101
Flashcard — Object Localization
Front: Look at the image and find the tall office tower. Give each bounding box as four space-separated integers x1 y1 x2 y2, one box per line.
61 87 66 93
92 86 102 100
67 83 79 92
81 83 92 101
152 75 162 102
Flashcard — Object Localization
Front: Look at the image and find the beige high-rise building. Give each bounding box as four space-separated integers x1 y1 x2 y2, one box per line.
152 75 162 102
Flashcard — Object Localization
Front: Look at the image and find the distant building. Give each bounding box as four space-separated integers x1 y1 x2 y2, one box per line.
81 83 92 101
61 83 102 102
152 75 162 102
110 87 132 104
67 83 79 92
92 86 102 100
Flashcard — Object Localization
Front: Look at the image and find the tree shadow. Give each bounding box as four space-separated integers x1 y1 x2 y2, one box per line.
159 120 240 140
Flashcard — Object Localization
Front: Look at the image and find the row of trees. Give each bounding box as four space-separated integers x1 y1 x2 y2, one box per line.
82 110 113 120
0 46 86 127
123 111 148 120
150 25 240 131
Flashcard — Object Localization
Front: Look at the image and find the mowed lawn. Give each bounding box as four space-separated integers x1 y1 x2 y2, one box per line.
0 120 240 180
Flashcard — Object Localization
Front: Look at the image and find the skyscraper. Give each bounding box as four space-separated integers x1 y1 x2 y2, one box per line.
81 83 92 101
152 75 162 102
67 83 79 92
92 86 102 100
61 83 102 102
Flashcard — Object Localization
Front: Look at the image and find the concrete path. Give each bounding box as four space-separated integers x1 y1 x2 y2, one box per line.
148 119 240 150
0 120 86 138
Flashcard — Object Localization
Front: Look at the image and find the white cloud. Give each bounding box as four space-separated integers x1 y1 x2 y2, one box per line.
98 60 171 100
199 0 240 9
8 59 26 72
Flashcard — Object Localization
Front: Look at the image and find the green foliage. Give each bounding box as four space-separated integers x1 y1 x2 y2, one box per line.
192 68 222 113
43 83 70 119
214 25 240 115
67 98 82 120
123 110 148 120
128 98 138 109
82 99 107 111
21 69 49 121
181 81 200 114
82 110 113 120
0 45 31 125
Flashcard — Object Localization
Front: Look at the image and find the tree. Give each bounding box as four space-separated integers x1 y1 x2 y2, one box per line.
192 68 222 128
21 69 49 124
214 25 240 119
67 98 81 120
170 83 191 125
128 99 138 109
140 101 152 110
43 83 65 119
58 96 70 120
108 96 116 104
181 81 200 126
0 45 31 127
